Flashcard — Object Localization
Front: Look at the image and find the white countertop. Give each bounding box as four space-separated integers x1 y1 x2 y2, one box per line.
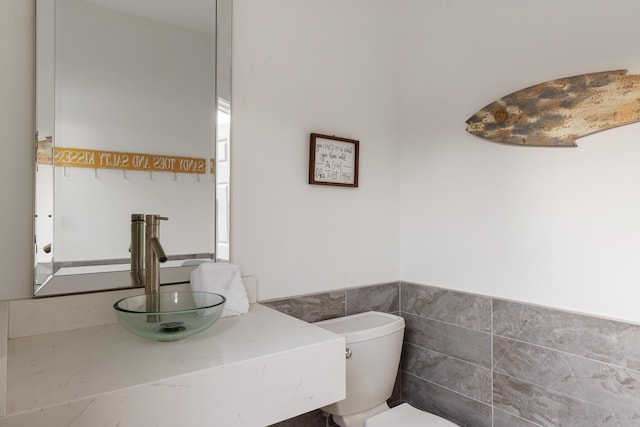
1 304 345 426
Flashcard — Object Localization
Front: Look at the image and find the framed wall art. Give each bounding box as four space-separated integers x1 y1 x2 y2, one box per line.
309 133 359 187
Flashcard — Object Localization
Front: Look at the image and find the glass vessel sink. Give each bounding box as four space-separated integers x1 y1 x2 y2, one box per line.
113 291 226 341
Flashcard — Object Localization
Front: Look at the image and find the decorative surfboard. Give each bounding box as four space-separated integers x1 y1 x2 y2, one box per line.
466 70 640 146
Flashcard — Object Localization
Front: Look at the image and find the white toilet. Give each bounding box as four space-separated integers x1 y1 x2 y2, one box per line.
314 311 459 427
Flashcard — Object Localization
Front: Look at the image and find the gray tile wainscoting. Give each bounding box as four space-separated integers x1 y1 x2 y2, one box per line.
261 282 400 323
492 300 640 426
493 408 541 427
401 282 493 427
265 281 640 427
260 290 346 323
403 282 640 427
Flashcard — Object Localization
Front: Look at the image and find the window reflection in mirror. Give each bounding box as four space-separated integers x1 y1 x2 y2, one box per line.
34 0 230 296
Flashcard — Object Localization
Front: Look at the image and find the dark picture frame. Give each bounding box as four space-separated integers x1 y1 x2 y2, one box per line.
309 133 359 187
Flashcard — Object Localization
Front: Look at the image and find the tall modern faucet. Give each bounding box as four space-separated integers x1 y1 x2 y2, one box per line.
130 214 168 295
145 214 168 295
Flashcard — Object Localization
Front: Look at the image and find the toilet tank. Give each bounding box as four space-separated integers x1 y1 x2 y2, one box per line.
314 312 405 416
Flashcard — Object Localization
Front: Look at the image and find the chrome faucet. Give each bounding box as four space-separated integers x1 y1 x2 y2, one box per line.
145 214 168 296
130 214 168 295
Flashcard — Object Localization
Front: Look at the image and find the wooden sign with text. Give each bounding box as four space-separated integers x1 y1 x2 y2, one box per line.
37 142 212 175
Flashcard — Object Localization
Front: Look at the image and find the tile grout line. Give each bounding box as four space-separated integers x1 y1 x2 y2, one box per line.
398 281 403 404
493 370 622 417
491 297 494 427
403 310 492 335
492 333 640 374
402 342 492 372
343 288 347 316
402 371 493 408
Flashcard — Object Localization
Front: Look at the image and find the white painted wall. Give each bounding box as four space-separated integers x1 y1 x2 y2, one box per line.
4 0 640 324
231 0 401 300
233 0 640 322
0 0 35 300
397 0 640 323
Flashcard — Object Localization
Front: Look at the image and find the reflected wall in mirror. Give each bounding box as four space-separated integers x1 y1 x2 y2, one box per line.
34 0 231 296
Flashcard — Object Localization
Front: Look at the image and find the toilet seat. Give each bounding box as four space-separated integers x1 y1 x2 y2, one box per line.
364 403 459 427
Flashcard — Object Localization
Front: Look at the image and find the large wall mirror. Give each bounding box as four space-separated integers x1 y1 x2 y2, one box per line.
34 0 231 296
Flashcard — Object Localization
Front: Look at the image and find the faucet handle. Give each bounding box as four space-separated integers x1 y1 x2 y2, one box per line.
145 214 169 222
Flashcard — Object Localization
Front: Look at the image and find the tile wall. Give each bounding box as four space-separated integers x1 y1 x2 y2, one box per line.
401 282 492 426
264 282 640 427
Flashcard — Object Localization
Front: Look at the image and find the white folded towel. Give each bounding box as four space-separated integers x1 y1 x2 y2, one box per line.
190 262 249 317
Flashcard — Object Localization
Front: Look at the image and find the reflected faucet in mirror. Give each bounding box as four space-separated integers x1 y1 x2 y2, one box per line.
130 214 145 287
130 214 169 296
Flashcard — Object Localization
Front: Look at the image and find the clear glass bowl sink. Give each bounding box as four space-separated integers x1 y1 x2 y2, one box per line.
113 291 226 341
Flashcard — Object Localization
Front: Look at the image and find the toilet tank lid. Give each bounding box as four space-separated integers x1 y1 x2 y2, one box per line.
313 311 404 344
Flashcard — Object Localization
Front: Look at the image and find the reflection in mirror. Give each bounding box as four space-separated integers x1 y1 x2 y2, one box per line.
215 0 231 261
34 0 231 296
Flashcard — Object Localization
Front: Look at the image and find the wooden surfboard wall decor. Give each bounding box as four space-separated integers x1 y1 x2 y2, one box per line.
466 69 640 147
